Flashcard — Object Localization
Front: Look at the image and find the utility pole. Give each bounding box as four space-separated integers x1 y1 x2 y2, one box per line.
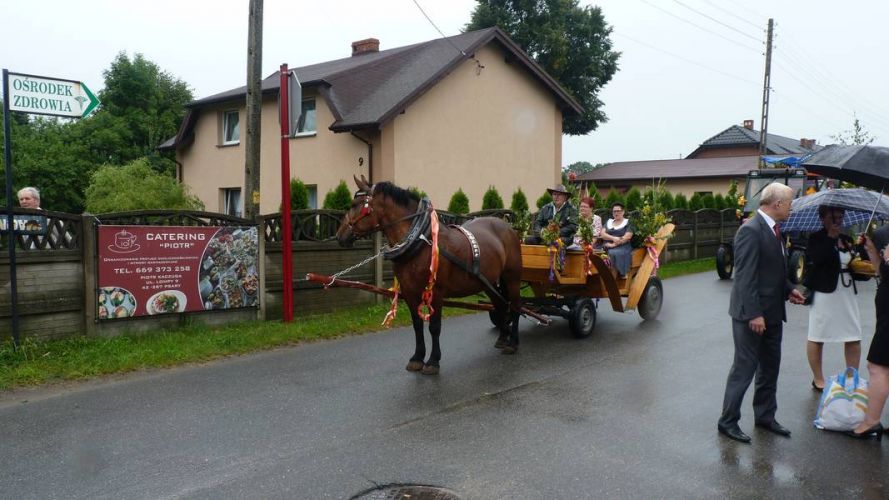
244 0 263 218
758 18 774 160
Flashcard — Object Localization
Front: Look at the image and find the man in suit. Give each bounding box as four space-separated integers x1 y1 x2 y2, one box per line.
718 183 806 443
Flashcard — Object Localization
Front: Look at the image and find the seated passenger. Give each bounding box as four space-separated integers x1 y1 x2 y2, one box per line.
601 202 635 277
568 196 602 250
524 184 577 247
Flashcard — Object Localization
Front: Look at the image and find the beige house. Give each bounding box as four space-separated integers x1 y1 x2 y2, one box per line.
160 28 582 215
573 120 820 197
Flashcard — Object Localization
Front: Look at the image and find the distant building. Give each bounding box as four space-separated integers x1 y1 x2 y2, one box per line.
160 27 582 215
573 119 820 198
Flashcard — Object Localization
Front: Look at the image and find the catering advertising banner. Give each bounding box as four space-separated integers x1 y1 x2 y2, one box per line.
97 225 259 319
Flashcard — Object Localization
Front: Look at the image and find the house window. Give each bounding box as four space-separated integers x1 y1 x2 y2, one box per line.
222 188 242 217
307 185 318 209
222 110 240 145
296 99 316 135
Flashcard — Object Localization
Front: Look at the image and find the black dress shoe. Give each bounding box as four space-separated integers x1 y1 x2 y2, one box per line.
718 425 751 443
844 423 884 440
811 380 824 392
755 420 791 437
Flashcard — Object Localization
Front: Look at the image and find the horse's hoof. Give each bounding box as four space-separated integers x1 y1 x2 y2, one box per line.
421 364 440 375
500 345 518 355
494 338 508 349
406 361 424 372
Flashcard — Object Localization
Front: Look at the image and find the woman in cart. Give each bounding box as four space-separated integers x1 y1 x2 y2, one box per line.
601 202 634 278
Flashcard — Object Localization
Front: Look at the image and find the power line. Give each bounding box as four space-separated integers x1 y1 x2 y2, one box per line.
410 0 484 73
637 0 762 54
671 0 763 43
699 0 763 30
614 31 760 85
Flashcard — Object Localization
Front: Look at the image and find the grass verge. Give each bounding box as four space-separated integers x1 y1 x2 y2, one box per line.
0 257 715 391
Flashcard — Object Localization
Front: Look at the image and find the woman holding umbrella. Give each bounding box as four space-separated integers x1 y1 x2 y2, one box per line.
803 206 862 391
848 225 889 439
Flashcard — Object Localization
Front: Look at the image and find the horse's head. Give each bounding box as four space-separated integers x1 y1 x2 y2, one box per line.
336 174 378 247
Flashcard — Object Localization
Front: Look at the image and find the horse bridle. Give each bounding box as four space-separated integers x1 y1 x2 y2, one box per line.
345 190 424 239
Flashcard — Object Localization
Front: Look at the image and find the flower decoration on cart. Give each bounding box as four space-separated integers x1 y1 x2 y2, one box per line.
576 215 606 275
632 182 674 275
540 219 565 281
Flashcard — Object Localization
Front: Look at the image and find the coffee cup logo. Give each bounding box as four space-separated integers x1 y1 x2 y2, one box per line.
109 229 140 253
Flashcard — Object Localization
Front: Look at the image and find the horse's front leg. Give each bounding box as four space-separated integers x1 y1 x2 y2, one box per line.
405 302 426 372
500 308 520 355
421 300 444 375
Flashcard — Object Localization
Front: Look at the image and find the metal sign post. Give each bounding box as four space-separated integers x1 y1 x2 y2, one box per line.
2 69 100 346
279 65 301 322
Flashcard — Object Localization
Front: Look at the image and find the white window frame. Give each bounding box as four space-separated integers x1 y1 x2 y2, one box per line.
294 98 317 137
307 184 318 209
222 188 242 217
222 110 240 145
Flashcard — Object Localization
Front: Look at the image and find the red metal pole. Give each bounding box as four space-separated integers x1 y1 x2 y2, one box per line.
279 64 294 321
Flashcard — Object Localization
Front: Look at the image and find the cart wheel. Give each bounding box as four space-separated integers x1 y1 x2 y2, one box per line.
569 298 596 338
716 245 733 280
788 249 806 285
638 277 663 321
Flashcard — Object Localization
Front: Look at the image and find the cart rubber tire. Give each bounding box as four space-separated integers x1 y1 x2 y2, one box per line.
638 277 664 321
716 245 733 280
788 249 806 285
569 298 596 338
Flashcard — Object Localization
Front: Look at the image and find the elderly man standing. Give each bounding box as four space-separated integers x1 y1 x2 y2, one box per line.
525 184 577 246
17 187 41 209
717 183 805 443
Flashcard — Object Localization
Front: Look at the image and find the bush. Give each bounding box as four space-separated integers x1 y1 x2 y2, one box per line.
510 188 529 214
673 193 689 210
713 193 726 210
536 191 552 209
481 185 504 210
447 188 470 214
290 179 309 210
322 180 353 211
658 190 674 210
85 158 204 213
625 187 643 212
689 193 704 211
586 182 600 205
408 186 428 200
604 188 624 210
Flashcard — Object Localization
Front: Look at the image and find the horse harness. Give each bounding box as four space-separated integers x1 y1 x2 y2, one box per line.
437 225 509 307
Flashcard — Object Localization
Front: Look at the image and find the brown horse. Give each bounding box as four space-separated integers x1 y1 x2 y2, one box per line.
336 176 523 374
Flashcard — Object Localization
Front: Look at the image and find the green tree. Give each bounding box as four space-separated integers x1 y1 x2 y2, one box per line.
624 187 642 211
510 188 529 214
85 158 204 212
407 186 428 200
725 179 740 208
481 185 505 210
448 188 470 214
688 192 703 211
322 181 353 210
832 116 876 145
536 191 552 209
586 182 600 205
713 193 726 210
290 179 309 210
467 0 620 135
673 193 689 210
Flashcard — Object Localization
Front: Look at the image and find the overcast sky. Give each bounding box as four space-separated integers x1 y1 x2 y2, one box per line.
4 0 888 165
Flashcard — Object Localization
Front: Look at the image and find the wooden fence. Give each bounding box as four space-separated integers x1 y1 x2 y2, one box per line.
1 208 734 341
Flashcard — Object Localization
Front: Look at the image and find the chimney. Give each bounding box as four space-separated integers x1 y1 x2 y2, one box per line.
800 138 816 149
351 38 380 56
743 119 754 130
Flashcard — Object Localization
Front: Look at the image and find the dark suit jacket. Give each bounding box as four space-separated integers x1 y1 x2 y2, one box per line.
803 229 854 293
728 213 794 324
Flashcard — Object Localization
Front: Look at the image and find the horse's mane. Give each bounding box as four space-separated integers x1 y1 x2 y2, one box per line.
373 182 420 208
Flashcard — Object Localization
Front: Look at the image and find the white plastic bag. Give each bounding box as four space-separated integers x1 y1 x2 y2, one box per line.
814 367 869 431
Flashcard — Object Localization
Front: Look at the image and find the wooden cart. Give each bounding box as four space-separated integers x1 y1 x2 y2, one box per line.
515 223 674 338
308 223 674 338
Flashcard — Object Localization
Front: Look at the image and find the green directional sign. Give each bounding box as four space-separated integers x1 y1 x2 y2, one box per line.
7 72 100 118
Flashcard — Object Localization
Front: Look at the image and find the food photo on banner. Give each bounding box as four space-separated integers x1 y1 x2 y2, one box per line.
0 214 48 235
96 226 259 319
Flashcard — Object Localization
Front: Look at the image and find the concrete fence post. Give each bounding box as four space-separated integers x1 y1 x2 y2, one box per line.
82 214 98 336
256 215 266 321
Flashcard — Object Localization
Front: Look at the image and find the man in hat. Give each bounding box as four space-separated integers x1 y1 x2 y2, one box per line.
525 183 578 246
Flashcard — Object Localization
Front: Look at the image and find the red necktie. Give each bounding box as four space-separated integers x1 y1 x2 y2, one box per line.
773 224 781 241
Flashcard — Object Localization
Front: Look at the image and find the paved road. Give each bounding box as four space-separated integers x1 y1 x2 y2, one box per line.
1 272 886 499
